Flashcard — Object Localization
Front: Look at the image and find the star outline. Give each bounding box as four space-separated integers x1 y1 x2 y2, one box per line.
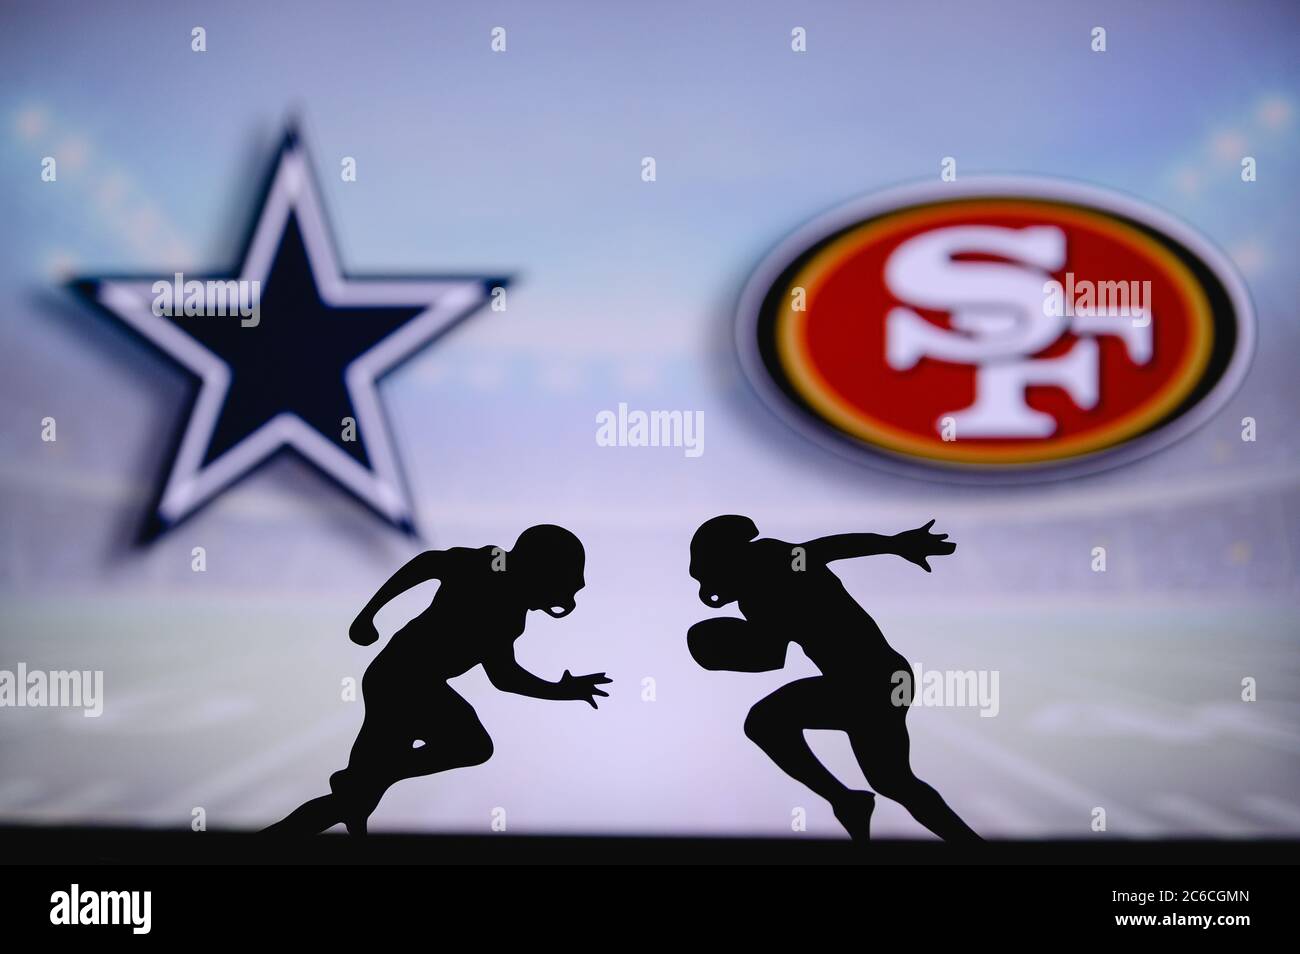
72 126 510 541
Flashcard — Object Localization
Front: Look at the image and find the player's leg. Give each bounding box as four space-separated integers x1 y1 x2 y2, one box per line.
265 710 397 836
390 687 495 782
331 685 493 834
329 708 407 836
263 792 345 834
744 677 863 806
277 683 494 837
265 704 394 835
850 707 981 842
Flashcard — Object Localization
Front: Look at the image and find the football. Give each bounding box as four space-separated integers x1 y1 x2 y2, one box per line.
687 617 789 673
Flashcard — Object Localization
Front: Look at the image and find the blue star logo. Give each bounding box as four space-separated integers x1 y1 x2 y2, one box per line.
74 128 508 539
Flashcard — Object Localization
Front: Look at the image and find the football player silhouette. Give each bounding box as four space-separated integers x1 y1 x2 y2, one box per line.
267 525 610 835
687 515 980 842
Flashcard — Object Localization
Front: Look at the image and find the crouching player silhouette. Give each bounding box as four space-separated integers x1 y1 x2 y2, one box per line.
687 515 980 842
267 525 611 835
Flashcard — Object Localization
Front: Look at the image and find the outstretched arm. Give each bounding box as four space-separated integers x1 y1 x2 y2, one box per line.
482 647 611 708
349 550 447 645
804 519 956 572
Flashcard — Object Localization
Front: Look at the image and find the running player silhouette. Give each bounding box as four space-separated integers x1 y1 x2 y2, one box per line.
267 525 611 835
687 515 980 842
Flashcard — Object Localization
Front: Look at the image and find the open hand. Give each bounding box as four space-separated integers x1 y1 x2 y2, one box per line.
559 670 612 709
892 519 956 572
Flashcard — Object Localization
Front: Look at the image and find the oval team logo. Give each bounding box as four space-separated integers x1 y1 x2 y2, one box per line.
737 178 1254 478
